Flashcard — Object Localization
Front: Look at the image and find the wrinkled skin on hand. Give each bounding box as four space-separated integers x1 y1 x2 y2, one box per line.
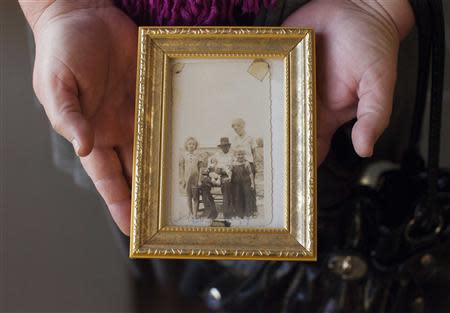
283 0 413 164
32 3 137 234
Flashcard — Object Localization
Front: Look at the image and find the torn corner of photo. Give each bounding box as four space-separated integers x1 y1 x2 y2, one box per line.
173 62 185 74
247 59 270 82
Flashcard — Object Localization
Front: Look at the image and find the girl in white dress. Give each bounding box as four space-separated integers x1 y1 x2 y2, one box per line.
179 137 201 218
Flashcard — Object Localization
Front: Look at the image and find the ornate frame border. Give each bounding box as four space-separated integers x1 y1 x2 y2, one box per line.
130 27 316 261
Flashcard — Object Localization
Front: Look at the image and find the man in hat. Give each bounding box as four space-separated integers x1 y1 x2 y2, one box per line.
207 137 234 218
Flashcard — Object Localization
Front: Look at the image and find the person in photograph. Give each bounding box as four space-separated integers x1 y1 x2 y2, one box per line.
231 148 256 218
208 159 222 187
231 118 257 176
198 168 218 220
207 137 234 218
178 137 201 218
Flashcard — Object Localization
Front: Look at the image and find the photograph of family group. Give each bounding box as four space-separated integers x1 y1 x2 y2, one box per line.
178 118 263 224
167 59 283 227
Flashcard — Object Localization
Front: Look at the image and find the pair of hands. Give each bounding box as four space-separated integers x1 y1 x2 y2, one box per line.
22 0 414 235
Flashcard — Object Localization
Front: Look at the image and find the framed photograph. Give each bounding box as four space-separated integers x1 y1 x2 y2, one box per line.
130 27 316 261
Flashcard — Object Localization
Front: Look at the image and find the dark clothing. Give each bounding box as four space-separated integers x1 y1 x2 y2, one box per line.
199 177 218 219
231 162 256 218
248 162 257 216
221 180 233 219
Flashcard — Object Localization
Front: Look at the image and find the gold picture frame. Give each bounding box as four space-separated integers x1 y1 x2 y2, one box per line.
130 27 316 261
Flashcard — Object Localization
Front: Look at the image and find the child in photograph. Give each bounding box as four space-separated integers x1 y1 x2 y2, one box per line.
208 158 222 186
209 171 222 186
179 137 201 218
231 148 256 218
231 118 257 177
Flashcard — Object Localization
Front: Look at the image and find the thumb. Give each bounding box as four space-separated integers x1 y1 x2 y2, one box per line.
33 58 94 156
352 60 397 157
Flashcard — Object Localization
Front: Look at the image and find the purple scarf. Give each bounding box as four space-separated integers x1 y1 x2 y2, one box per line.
114 0 277 26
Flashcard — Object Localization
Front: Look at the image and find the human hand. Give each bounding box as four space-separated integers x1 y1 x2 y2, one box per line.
283 0 414 165
22 1 137 235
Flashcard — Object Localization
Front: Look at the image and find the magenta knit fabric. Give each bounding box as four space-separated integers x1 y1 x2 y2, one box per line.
114 0 277 26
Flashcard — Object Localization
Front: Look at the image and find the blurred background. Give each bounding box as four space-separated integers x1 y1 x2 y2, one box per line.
1 1 449 312
0 1 136 312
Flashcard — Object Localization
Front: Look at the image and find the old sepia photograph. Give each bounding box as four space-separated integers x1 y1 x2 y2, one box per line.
167 58 286 228
131 27 316 260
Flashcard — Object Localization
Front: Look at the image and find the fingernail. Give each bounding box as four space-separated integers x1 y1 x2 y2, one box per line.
72 139 80 156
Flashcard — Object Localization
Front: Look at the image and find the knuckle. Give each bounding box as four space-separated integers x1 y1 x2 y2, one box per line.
50 116 64 134
50 104 76 136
